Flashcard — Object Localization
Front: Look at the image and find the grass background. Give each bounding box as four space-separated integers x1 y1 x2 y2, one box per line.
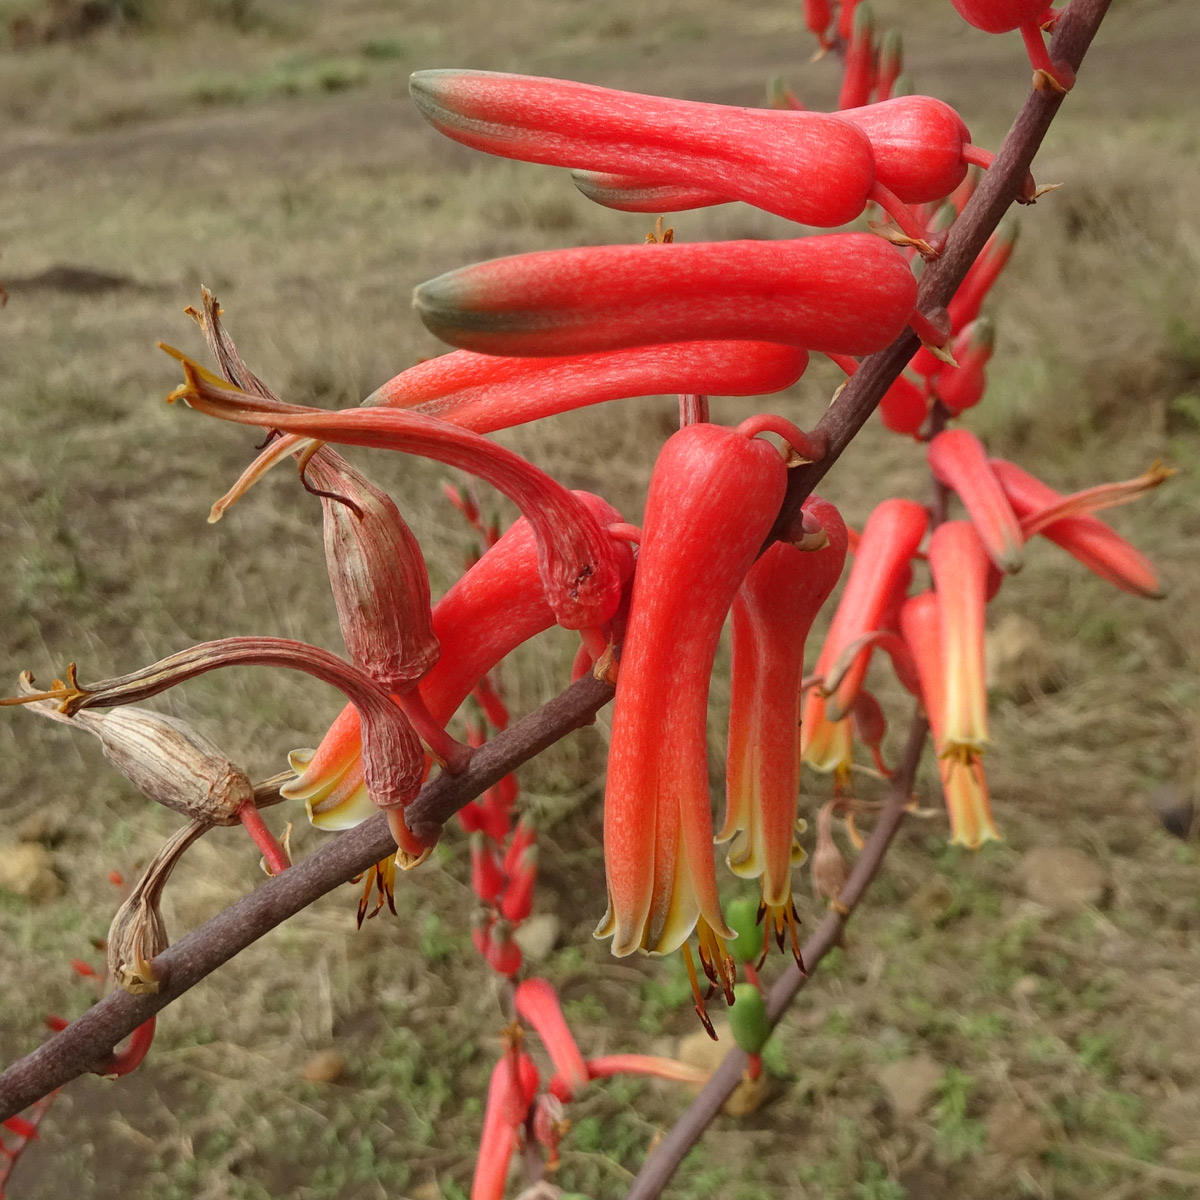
1 1 1199 1197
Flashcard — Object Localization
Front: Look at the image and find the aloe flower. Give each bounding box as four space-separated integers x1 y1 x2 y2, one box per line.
215 340 809 517
899 590 1000 847
169 355 632 633
806 497 928 727
413 234 947 359
514 978 589 1101
927 428 1023 572
598 418 812 971
411 68 912 230
719 496 848 954
472 1046 540 1200
927 522 992 758
990 458 1164 598
932 319 995 414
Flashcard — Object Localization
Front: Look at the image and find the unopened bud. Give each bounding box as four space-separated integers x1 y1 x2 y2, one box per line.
729 983 770 1054
107 820 207 994
812 802 850 909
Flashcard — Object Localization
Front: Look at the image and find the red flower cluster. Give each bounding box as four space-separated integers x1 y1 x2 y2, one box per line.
0 4 1161 1184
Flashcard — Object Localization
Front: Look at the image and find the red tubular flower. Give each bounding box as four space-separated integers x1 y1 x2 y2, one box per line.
990 458 1164 598
899 590 1000 847
409 69 882 228
470 834 506 905
838 0 859 40
499 845 537 923
947 217 1018 330
472 1050 534 1200
171 359 633 632
932 318 995 414
719 496 848 953
949 0 1075 90
598 419 798 960
515 978 589 1101
413 235 925 359
879 374 929 435
804 0 833 45
284 493 629 841
927 428 1023 572
927 522 992 758
366 341 810 432
837 2 875 111
810 497 929 723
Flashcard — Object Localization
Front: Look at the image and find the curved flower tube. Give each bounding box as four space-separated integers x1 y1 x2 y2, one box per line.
719 496 847 950
810 497 928 724
598 419 801 959
990 458 1164 599
927 522 992 757
927 427 1023 572
413 235 927 359
410 68 881 227
899 590 1000 847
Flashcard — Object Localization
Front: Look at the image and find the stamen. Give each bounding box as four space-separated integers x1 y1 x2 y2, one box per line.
296 442 365 520
681 942 717 1040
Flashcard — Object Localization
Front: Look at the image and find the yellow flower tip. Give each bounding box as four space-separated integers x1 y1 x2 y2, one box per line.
938 738 988 765
394 843 434 871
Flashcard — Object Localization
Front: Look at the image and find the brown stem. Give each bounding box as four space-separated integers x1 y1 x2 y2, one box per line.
622 713 928 1200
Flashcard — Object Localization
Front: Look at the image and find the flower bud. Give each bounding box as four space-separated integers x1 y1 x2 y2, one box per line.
107 820 207 994
729 983 771 1055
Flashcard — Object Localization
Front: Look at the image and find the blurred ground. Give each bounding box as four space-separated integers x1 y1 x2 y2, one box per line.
0 1 1199 1197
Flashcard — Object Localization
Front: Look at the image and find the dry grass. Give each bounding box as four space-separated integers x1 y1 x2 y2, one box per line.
1 1 1199 1197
